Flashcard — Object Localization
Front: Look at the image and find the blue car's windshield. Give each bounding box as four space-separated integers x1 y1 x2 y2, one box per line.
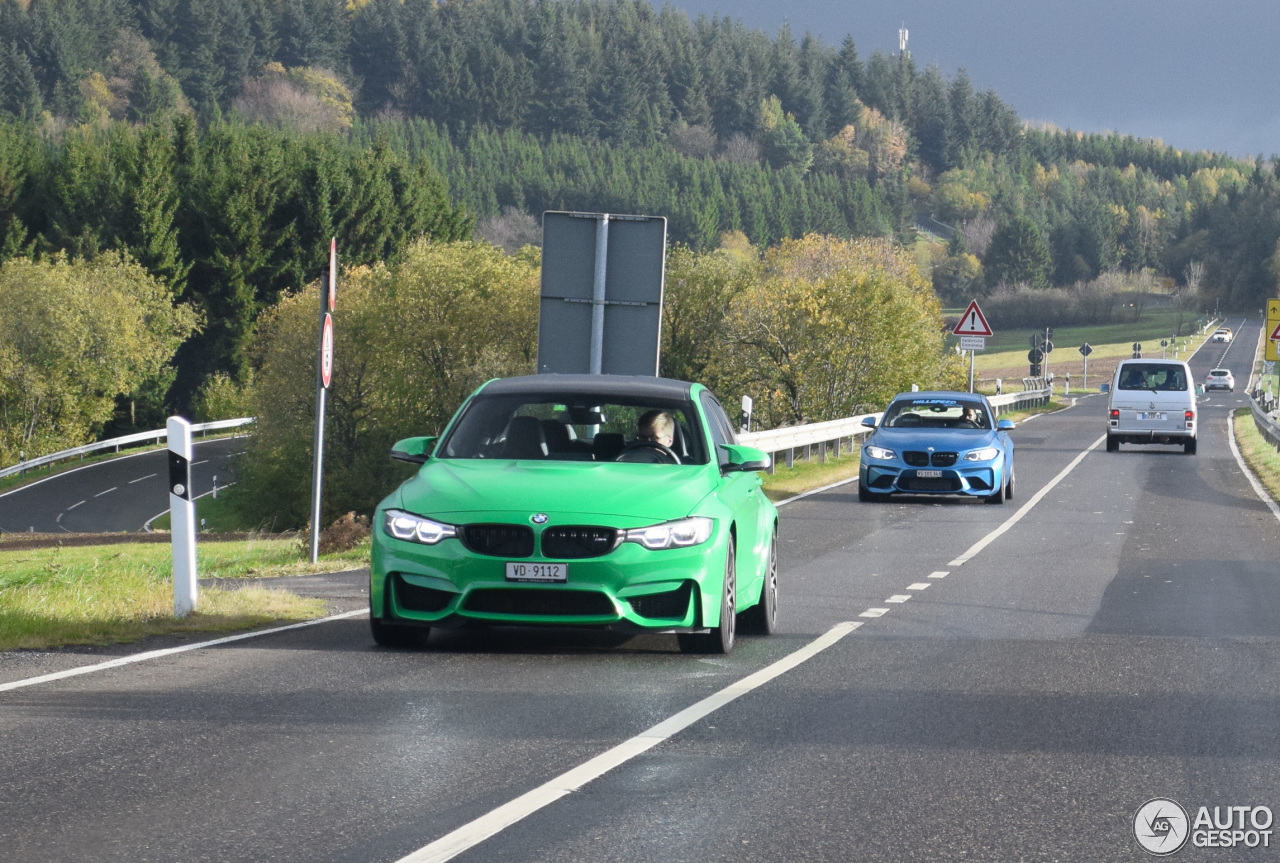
438 393 709 464
882 398 990 430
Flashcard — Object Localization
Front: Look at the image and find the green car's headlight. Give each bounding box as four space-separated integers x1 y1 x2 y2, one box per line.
964 447 1000 462
384 510 458 545
865 445 896 460
624 517 714 550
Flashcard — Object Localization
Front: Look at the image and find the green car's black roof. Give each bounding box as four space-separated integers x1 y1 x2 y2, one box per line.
479 374 697 400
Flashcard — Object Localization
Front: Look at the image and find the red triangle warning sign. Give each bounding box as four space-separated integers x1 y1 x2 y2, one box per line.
953 300 993 336
1271 320 1280 340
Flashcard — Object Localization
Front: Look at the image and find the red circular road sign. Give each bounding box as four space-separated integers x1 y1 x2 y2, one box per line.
321 313 334 388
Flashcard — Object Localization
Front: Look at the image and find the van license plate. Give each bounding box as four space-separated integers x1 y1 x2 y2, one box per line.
1137 412 1167 421
916 469 943 478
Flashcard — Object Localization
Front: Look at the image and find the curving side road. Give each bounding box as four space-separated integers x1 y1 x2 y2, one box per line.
0 436 244 534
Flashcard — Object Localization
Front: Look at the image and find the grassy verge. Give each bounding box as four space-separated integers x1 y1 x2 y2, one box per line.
1233 408 1280 502
0 537 368 650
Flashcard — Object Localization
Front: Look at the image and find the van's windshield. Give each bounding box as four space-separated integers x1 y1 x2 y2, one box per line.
1117 364 1188 392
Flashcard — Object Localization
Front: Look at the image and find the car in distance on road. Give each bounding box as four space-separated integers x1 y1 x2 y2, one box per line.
1212 328 1233 343
858 392 1016 504
1106 359 1197 454
1204 368 1235 392
369 374 778 655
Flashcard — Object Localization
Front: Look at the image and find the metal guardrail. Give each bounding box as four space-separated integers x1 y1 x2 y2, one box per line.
1248 391 1280 450
739 387 1052 472
0 417 255 481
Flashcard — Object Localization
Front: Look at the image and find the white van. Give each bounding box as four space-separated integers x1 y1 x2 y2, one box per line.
1106 359 1197 454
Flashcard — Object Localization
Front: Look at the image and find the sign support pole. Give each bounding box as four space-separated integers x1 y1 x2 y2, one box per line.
308 241 337 564
589 215 610 374
168 416 197 616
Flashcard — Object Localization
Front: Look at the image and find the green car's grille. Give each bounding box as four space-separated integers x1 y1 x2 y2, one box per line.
462 524 534 557
463 588 615 617
540 526 621 559
393 575 456 613
628 582 693 620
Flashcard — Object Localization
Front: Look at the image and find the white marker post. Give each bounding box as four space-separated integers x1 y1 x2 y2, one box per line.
167 416 197 616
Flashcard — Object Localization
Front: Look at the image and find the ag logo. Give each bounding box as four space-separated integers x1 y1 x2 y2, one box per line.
1134 798 1189 855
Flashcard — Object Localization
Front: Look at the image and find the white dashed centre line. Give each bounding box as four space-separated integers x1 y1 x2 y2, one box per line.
860 608 889 618
94 487 117 497
928 571 949 579
396 622 862 863
907 583 930 591
886 595 911 603
129 473 157 484
66 500 85 510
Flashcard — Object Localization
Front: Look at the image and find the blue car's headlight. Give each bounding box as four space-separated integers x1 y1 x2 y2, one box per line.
384 509 458 545
865 445 896 460
964 446 1001 462
624 517 714 550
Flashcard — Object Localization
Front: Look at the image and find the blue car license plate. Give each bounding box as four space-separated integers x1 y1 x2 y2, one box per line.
916 469 943 478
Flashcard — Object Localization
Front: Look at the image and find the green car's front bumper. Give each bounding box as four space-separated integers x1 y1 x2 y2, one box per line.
370 510 730 633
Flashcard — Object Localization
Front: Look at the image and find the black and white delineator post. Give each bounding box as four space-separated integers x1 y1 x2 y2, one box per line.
168 416 197 616
308 239 337 563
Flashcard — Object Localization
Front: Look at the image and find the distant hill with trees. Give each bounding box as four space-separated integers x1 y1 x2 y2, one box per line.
1 0 1277 458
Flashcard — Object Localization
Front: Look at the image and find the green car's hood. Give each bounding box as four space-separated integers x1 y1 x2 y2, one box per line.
394 459 717 523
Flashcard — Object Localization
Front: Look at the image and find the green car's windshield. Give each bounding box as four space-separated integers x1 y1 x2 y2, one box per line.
438 393 710 464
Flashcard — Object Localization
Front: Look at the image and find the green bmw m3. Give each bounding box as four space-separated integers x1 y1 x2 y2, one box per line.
369 374 779 654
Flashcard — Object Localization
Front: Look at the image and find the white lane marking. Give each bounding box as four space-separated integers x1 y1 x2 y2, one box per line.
907 583 930 591
859 608 888 618
193 460 209 466
66 500 85 510
396 622 861 863
94 487 117 497
928 571 949 579
1229 416 1280 523
886 595 911 603
947 434 1106 568
0 610 368 693
141 482 238 532
0 437 241 501
128 473 157 484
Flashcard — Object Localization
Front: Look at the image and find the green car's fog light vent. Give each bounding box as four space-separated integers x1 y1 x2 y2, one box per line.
462 524 534 557
394 575 455 613
463 588 614 617
629 583 693 620
541 526 621 559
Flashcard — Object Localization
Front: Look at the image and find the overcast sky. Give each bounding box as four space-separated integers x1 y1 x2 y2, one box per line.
667 0 1278 158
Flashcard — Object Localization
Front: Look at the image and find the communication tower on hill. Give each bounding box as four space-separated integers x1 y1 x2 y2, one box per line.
899 25 909 57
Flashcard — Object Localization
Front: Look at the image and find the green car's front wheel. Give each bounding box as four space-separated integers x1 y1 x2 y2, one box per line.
678 542 737 654
739 531 778 635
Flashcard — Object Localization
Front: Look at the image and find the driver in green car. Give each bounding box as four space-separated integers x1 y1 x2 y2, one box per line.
637 409 675 447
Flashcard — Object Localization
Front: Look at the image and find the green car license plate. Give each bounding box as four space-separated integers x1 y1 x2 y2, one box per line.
506 562 568 583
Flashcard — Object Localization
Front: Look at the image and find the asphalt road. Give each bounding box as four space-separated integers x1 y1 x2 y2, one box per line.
0 436 243 534
1 320 1277 861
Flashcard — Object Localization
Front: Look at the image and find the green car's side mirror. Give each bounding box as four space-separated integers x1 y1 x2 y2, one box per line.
391 436 436 464
720 444 772 473
997 419 1016 431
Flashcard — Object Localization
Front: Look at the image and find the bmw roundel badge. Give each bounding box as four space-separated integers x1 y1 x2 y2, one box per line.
530 513 549 525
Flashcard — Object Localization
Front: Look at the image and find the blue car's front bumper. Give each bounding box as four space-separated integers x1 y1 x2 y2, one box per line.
861 460 1005 496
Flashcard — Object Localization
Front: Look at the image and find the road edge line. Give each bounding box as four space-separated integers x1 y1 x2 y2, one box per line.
0 609 367 694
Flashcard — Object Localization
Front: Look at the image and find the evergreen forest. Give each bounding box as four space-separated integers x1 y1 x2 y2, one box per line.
2 0 1279 458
